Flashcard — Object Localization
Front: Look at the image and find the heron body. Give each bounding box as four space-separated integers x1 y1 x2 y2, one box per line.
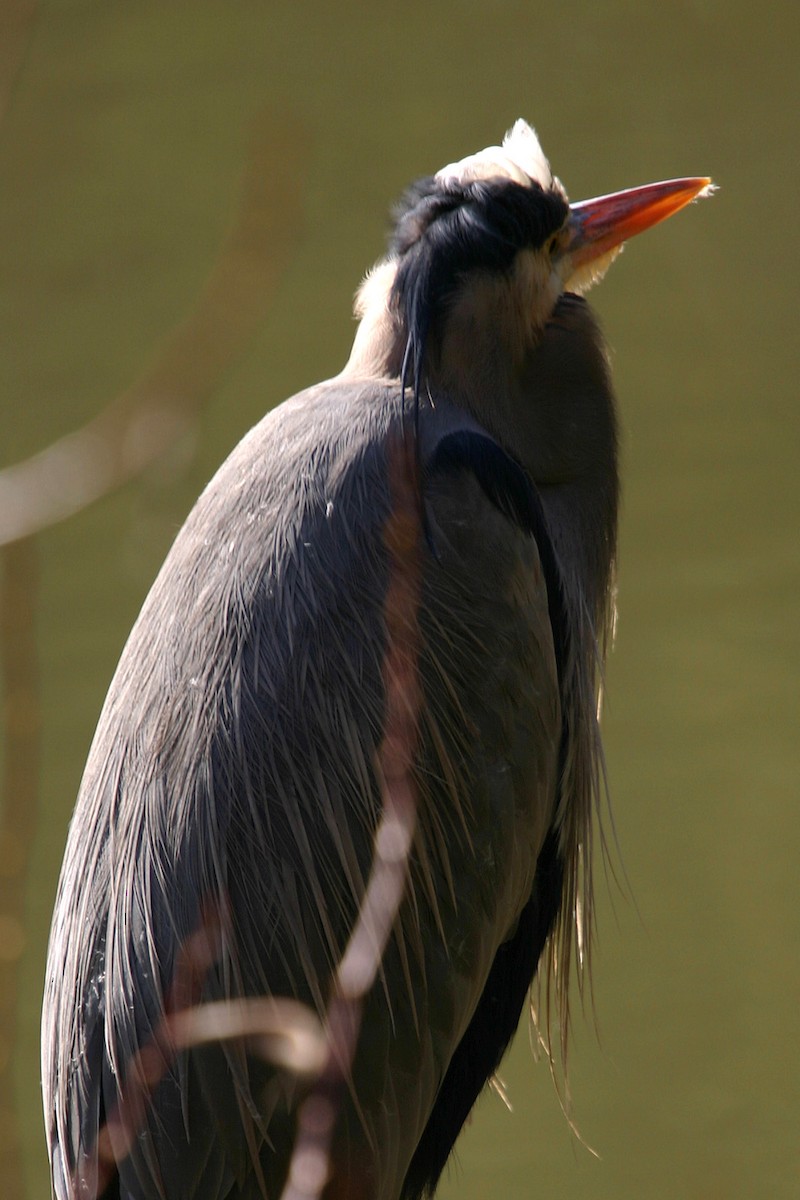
42 121 710 1200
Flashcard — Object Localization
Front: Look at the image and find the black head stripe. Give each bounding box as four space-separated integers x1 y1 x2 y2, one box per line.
389 177 568 392
426 429 569 688
392 175 568 264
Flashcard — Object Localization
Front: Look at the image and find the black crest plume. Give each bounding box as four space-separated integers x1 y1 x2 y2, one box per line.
389 175 569 426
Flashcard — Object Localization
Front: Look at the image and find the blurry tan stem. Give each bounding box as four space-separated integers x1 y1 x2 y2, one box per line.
0 113 308 546
0 539 40 1199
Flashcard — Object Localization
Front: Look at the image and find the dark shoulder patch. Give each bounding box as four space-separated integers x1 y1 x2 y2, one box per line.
426 429 568 687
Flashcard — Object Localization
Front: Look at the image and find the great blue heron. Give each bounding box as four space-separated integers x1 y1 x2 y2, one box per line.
42 120 711 1200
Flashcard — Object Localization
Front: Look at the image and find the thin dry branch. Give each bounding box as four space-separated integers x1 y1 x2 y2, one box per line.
280 433 424 1200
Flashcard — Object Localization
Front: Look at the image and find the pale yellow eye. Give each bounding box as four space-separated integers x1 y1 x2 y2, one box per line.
545 233 561 259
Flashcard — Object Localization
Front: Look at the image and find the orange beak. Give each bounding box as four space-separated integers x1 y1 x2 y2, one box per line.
567 176 713 268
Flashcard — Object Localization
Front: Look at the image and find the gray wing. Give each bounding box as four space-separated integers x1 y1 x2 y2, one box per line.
42 381 561 1200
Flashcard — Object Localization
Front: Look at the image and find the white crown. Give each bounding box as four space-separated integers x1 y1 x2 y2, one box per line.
435 119 554 190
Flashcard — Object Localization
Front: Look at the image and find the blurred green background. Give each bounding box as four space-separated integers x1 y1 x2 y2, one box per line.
1 2 798 1197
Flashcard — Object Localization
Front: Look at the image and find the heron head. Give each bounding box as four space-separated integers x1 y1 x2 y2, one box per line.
344 120 711 386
